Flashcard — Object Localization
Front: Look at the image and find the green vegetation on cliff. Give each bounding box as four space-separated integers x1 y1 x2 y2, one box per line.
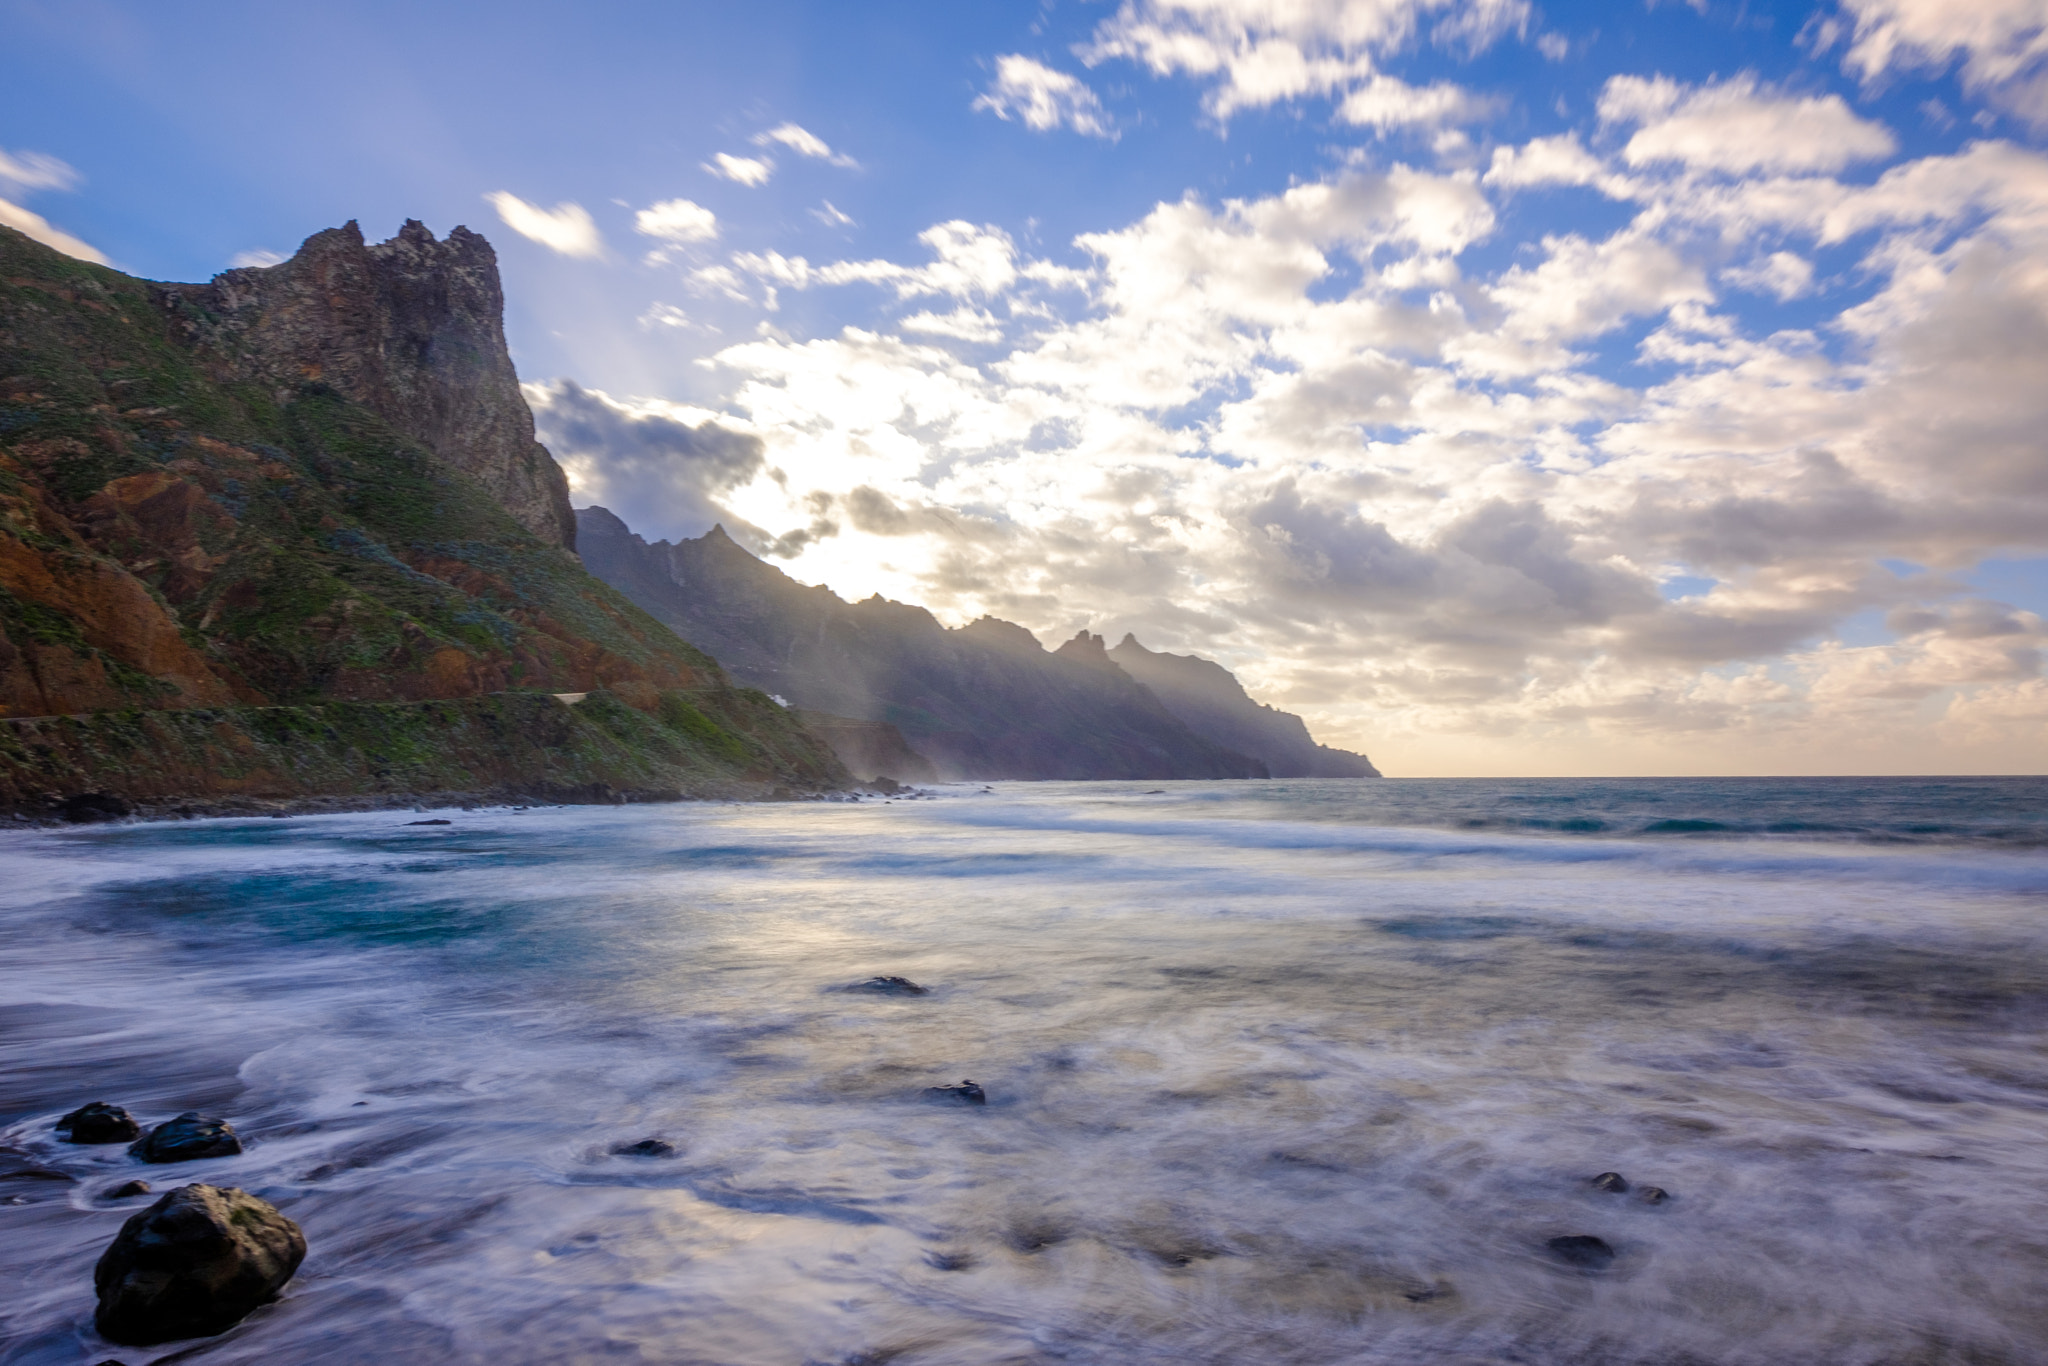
0 221 847 806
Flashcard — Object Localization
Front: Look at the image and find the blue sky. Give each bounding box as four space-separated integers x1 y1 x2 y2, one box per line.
5 0 2048 774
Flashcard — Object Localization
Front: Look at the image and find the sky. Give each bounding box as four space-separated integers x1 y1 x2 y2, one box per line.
5 0 2048 777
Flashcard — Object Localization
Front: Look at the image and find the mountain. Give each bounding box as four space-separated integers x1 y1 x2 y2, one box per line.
576 507 1377 782
575 508 1268 780
0 220 845 812
1106 634 1379 777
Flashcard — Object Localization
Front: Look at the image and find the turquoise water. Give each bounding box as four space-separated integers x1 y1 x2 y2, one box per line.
3 778 2047 1364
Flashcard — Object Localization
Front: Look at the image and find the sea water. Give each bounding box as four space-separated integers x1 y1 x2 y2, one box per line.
2 778 2046 1365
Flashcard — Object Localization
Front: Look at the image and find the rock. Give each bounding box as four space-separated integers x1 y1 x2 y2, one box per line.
611 1138 676 1158
1589 1171 1629 1194
128 1113 242 1164
108 1180 153 1199
1546 1234 1616 1269
59 1102 142 1144
851 976 928 996
405 818 452 826
93 1183 306 1345
922 1080 986 1106
1638 1185 1670 1204
59 793 132 824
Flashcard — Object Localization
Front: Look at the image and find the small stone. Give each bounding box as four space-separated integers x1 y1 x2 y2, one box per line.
94 1183 305 1345
1546 1234 1616 1269
922 1079 986 1106
851 976 928 996
128 1113 242 1164
1638 1185 1670 1204
59 1102 141 1144
611 1138 676 1158
405 818 451 826
108 1180 153 1199
1590 1171 1629 1194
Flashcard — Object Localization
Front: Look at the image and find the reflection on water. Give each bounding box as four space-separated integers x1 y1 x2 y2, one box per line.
3 779 2047 1364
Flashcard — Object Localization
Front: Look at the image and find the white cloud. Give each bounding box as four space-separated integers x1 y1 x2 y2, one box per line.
1722 251 1816 300
1836 0 2048 122
635 198 719 244
0 148 79 193
0 196 107 264
1337 74 1488 129
706 152 775 186
1083 0 1526 118
1483 134 1612 189
229 249 285 269
1601 73 1898 174
811 201 855 228
754 123 859 167
484 191 605 259
973 55 1114 137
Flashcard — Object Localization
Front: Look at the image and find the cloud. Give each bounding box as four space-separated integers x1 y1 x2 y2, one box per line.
811 201 855 228
1337 74 1489 129
706 152 774 186
1834 0 2048 123
1722 251 1816 300
754 123 859 167
1483 134 1612 189
229 249 285 269
0 196 108 264
1082 0 1526 118
527 379 765 541
484 191 605 259
973 55 1114 137
1600 73 1897 174
0 147 79 193
635 198 719 244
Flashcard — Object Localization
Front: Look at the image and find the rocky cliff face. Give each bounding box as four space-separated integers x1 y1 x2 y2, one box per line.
575 506 1275 782
0 221 845 801
1106 634 1379 778
157 220 575 548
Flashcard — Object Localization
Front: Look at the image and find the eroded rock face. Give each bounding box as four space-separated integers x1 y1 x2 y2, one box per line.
128 1113 241 1164
159 220 576 548
93 1183 305 1345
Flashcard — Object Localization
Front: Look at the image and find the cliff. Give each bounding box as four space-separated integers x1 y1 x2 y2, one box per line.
1107 634 1379 778
575 507 1267 781
0 221 846 807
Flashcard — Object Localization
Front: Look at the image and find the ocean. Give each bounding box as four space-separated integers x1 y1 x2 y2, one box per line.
3 777 2046 1365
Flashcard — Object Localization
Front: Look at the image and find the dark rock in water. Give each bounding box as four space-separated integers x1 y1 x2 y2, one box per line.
59 793 133 823
611 1138 676 1158
1547 1234 1616 1269
93 1183 306 1345
129 1113 242 1164
922 1080 986 1106
1590 1171 1629 1194
1638 1185 1670 1204
59 1102 142 1144
405 818 452 826
923 1249 974 1271
852 976 929 996
0 1165 74 1183
108 1180 153 1199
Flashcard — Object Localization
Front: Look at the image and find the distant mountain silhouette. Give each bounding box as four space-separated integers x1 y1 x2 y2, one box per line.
1106 635 1379 777
576 506 1378 782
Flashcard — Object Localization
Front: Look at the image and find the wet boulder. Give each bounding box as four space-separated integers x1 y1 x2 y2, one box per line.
107 1180 153 1200
851 976 928 996
1589 1171 1629 1194
128 1113 241 1164
93 1184 306 1345
1546 1234 1616 1269
611 1138 676 1158
922 1080 986 1106
59 1102 141 1145
1638 1185 1670 1204
59 793 132 823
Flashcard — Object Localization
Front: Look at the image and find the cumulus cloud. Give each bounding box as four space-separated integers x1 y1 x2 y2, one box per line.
484 191 605 258
1600 73 1898 174
1833 0 2048 123
974 55 1114 137
1338 74 1489 129
527 379 765 541
1082 0 1525 119
0 197 108 264
635 198 719 244
754 123 860 167
706 152 774 186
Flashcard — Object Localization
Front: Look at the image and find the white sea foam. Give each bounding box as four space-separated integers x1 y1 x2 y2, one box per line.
2 781 2046 1363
